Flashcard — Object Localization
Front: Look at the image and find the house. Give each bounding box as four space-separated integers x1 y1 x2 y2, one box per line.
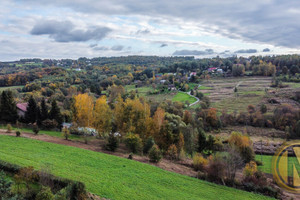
217 69 223 73
16 103 27 117
190 72 197 77
208 67 217 72
62 122 72 129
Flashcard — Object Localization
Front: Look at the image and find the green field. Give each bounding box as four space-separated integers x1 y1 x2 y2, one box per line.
0 125 80 140
172 92 197 104
0 135 271 200
0 85 24 92
257 155 298 175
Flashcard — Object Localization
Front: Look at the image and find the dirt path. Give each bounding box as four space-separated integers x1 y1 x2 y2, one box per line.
0 129 197 178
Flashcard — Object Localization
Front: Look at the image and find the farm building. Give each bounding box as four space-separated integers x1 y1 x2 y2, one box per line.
16 103 27 117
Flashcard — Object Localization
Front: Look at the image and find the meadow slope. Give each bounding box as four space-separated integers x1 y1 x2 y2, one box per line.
0 135 272 200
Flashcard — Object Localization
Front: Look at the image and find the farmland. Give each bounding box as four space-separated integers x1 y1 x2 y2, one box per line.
0 135 271 200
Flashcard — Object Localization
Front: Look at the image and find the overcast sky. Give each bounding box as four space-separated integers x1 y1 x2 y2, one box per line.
1 0 300 61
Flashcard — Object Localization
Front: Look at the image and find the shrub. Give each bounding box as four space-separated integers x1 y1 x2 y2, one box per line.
124 133 143 154
243 161 257 177
207 156 226 183
143 137 155 154
35 187 54 200
6 124 12 133
16 131 21 137
260 104 267 114
62 127 70 140
240 146 255 163
33 125 39 135
41 119 58 129
0 170 12 198
192 154 208 171
149 145 162 163
105 133 119 152
167 144 178 160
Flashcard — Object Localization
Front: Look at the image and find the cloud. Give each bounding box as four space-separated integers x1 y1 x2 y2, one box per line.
30 20 111 42
160 43 168 48
173 49 214 56
234 49 257 54
136 29 150 35
263 48 270 52
93 45 124 51
23 0 300 48
111 45 124 51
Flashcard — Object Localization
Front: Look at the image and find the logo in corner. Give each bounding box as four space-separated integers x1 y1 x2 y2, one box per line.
272 141 300 193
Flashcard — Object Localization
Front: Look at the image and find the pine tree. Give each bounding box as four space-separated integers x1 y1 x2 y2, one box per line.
40 98 48 121
198 128 207 153
0 91 18 122
49 100 63 127
24 96 39 123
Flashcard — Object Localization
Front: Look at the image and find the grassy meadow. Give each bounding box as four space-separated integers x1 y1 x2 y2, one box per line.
0 135 272 200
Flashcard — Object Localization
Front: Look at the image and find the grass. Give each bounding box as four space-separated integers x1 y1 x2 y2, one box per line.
172 92 197 104
257 155 298 175
198 85 213 90
0 85 24 92
0 125 80 140
0 135 272 200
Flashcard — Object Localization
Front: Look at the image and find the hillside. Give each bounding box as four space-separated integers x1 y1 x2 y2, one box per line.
0 135 271 200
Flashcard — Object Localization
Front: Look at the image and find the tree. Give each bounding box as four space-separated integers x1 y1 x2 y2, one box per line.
232 64 245 76
290 65 300 75
198 128 207 153
49 100 63 127
0 91 18 123
40 98 48 121
260 104 267 114
94 95 112 136
73 93 94 127
24 96 39 123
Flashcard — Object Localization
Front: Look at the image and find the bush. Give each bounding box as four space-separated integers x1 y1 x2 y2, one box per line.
206 156 226 183
243 161 257 177
41 119 58 130
260 104 267 114
16 131 21 137
33 125 39 135
167 144 178 160
105 133 119 152
6 124 12 133
143 137 155 154
124 133 143 154
240 146 255 163
193 154 208 171
62 127 70 140
35 187 54 200
149 145 162 163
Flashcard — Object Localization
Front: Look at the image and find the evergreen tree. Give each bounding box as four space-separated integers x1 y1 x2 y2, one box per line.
24 96 39 123
40 98 48 121
49 100 63 126
197 128 207 153
0 91 18 123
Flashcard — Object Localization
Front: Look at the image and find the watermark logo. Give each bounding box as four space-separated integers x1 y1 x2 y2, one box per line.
272 141 300 193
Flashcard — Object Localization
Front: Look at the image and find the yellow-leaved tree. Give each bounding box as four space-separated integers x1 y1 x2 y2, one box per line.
94 95 112 136
73 93 95 127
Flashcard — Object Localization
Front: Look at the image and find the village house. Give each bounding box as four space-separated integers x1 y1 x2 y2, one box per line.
16 103 27 118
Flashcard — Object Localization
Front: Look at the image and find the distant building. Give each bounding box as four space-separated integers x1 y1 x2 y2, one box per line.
16 103 27 117
208 67 217 72
190 72 197 77
217 69 223 73
160 80 166 84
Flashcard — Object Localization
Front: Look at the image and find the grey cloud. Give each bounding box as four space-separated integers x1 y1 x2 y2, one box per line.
89 43 98 48
234 49 257 54
160 43 168 48
31 20 111 42
24 1 300 48
93 45 125 51
263 48 270 52
111 45 124 51
136 29 150 35
173 49 214 56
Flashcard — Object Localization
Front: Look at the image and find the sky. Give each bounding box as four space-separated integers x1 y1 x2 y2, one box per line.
1 0 300 61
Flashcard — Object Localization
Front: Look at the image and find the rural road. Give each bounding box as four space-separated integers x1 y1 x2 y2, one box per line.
187 84 201 107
